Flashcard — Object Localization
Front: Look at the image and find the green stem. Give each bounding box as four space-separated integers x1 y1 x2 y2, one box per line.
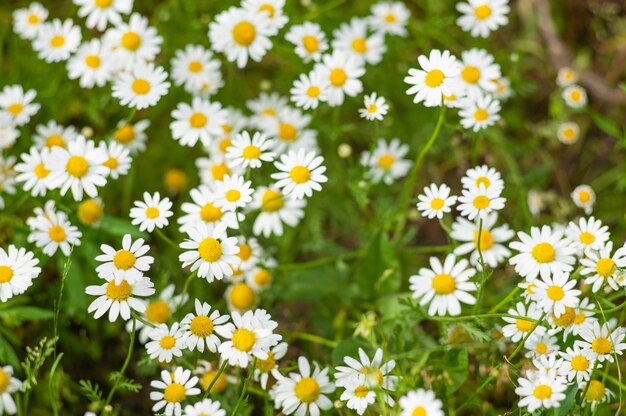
487 286 522 313
102 319 136 413
178 269 198 310
230 359 256 416
204 361 228 399
285 331 338 348
155 228 180 251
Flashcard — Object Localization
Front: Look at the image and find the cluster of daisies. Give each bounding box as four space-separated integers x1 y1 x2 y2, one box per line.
555 67 587 146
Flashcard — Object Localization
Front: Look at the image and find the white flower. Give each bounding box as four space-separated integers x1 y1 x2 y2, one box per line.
67 39 113 88
33 120 78 149
458 48 501 96
103 13 162 69
332 18 386 65
0 366 22 415
515 371 566 413
339 375 376 415
580 380 614 411
178 185 242 233
111 119 150 154
359 92 389 121
271 149 327 200
170 44 223 96
95 234 154 284
242 0 289 35
285 22 329 62
404 49 461 107
501 301 546 342
361 138 410 185
100 141 131 179
398 388 444 416
456 0 510 38
559 345 596 384
146 323 185 363
368 2 410 36
170 98 228 147
581 242 625 292
459 92 501 132
251 186 306 237
532 273 581 318
254 341 288 389
183 398 225 416
0 85 41 127
14 146 52 197
457 184 506 220
112 62 170 110
576 319 626 363
409 254 477 316
315 51 365 106
74 0 132 31
13 3 48 40
461 164 504 192
290 69 329 110
85 276 155 321
261 107 316 154
226 131 275 169
524 333 559 359
33 19 81 62
181 299 229 353
450 212 514 268
416 183 457 219
0 115 19 150
557 67 578 87
0 245 41 303
27 206 82 256
557 121 580 144
212 174 254 212
130 192 173 232
150 367 200 416
571 184 595 214
335 348 397 403
563 85 587 109
565 216 609 253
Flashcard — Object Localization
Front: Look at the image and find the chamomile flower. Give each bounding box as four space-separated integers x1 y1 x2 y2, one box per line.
458 48 501 96
178 222 241 282
581 242 625 292
27 208 82 256
85 275 155 321
581 380 614 411
457 184 506 220
271 149 327 200
501 301 546 342
459 92 501 131
398 389 444 416
332 18 386 65
33 19 81 62
405 49 461 107
100 141 131 179
95 234 154 284
285 22 328 62
571 184 595 214
103 13 162 68
0 85 41 127
242 0 289 35
359 92 389 121
226 131 275 169
568 298 597 337
456 0 510 38
262 107 316 153
557 122 580 144
416 183 457 219
112 62 170 110
170 98 227 147
212 174 254 212
524 333 559 358
0 366 21 415
183 399 225 416
178 185 241 233
226 282 258 312
516 371 566 412
247 92 288 126
246 261 276 291
146 323 185 363
271 356 335 416
216 309 281 368
290 70 329 110
33 120 78 150
208 7 273 68
576 319 626 363
560 345 596 384
74 0 132 31
252 186 306 237
315 51 365 106
409 254 477 316
0 115 19 150
130 192 173 232
254 341 288 390
532 273 580 318
340 375 377 415
0 245 41 303
493 76 512 100
180 299 229 353
462 164 504 192
112 119 150 154
451 212 514 268
335 348 397 404
368 2 410 37
67 39 113 88
557 67 578 87
170 45 223 96
150 367 200 416
360 138 410 185
509 225 576 281
13 3 48 40
563 85 587 109
14 147 52 197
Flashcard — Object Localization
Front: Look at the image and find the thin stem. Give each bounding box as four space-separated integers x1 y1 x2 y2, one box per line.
204 361 228 399
285 331 338 348
103 319 136 413
231 359 256 416
178 269 198 310
487 286 522 313
155 228 180 251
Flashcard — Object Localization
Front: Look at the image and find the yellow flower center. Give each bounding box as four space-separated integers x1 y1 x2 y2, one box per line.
262 189 284 212
84 55 101 69
121 32 141 51
412 407 427 416
259 4 275 17
425 69 444 88
533 384 552 400
189 112 207 128
578 190 591 203
474 109 489 121
225 189 241 202
552 307 575 327
237 243 252 261
377 154 395 169
562 128 575 140
188 61 203 73
289 166 311 184
579 232 595 245
585 380 605 402
0 266 14 284
165 169 188 192
79 199 103 225
279 123 297 141
473 229 494 250
531 243 556 263
201 369 228 393
306 86 320 98
360 367 384 387
232 21 256 46
232 328 256 352
546 285 564 301
211 163 229 180
254 269 272 286
302 35 319 53
351 37 367 53
46 134 65 147
200 203 223 222
570 90 582 101
198 238 222 262
242 145 261 159
50 35 65 48
472 195 490 209
190 315 214 337
294 377 320 403
432 273 456 295
474 4 492 20
256 351 276 373
367 104 378 113
145 207 160 219
596 258 615 278
515 319 534 332
131 79 150 95
163 383 185 403
574 312 586 325
476 176 490 188
329 68 347 87
229 282 256 311
114 124 135 143
66 155 89 177
103 157 118 170
34 163 50 179
462 66 481 84
6 103 23 115
146 300 170 323
430 197 444 210
536 342 547 354
354 385 369 398
28 13 40 24
105 280 132 301
591 337 612 354
113 250 136 270
95 0 113 8
385 13 396 23
571 355 589 372
48 225 66 243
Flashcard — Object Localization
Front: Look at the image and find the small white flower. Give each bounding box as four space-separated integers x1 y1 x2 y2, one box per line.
226 131 275 169
150 367 200 416
95 234 154 284
180 299 229 353
456 0 510 38
571 184 595 214
170 98 228 147
0 245 41 303
32 19 81 62
74 0 132 31
532 273 581 318
416 183 457 219
398 388 444 416
130 192 174 232
67 39 113 88
0 85 41 127
563 85 587 109
290 69 329 110
85 276 155 321
459 92 501 132
457 184 506 220
450 212 514 268
146 323 185 363
251 186 306 237
13 3 48 40
271 149 328 200
112 62 170 110
557 121 580 144
285 22 329 62
360 138 410 185
359 92 389 121
314 51 365 106
501 301 546 342
404 49 461 107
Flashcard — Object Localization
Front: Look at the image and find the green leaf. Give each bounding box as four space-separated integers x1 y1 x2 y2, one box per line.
557 384 578 416
444 348 468 393
0 306 54 324
590 111 622 139
354 231 399 298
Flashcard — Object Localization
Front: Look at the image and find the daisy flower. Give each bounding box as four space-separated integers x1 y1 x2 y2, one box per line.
339 375 376 415
581 242 625 292
290 69 329 110
557 121 580 144
246 261 276 291
112 62 170 110
129 192 173 232
458 48 501 96
242 0 289 35
509 225 576 281
409 254 477 316
178 185 242 233
180 299 229 353
262 107 316 153
516 370 566 413
150 367 200 416
14 146 52 197
576 319 626 363
568 297 597 337
563 85 587 109
112 119 150 154
581 380 614 411
226 131 275 169
461 164 504 192
254 341 288 390
416 183 457 219
456 184 506 220
456 0 510 38
493 76 512 100
559 345 596 384
27 207 82 256
315 51 365 106
146 323 185 363
0 115 19 150
271 356 335 416
450 212 514 268
398 389 444 416
215 309 281 368
212 174 254 212
103 13 162 69
33 19 81 62
524 332 559 358
170 44 223 96
85 275 155 322
74 0 132 31
170 98 227 147
501 301 546 342
95 234 154 284
368 1 410 36
359 92 389 121
404 49 461 107
459 92 501 132
33 120 78 149
252 186 306 237
0 245 41 303
335 348 397 404
100 141 131 179
557 67 578 87
183 399 225 416
285 22 329 62
532 273 581 318
571 184 595 214
76 199 105 227
271 149 327 200
0 85 41 126
67 39 113 88
0 366 22 415
360 138 410 185
208 7 273 68
332 18 386 65
179 222 241 282
13 2 48 40
247 92 288 126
